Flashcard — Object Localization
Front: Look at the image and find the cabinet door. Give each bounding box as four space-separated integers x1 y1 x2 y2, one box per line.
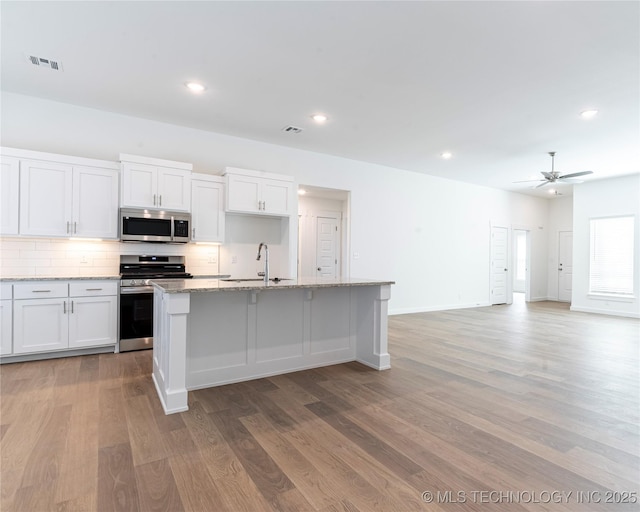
68 295 117 349
73 166 119 239
0 300 12 356
191 179 225 242
13 298 68 354
157 167 191 211
0 156 20 235
226 174 261 213
262 179 293 215
121 162 157 208
20 160 73 236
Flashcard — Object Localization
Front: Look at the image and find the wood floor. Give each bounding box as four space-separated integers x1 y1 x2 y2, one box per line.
1 299 639 511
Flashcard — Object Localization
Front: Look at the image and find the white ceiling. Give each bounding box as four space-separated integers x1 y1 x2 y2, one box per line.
1 1 638 198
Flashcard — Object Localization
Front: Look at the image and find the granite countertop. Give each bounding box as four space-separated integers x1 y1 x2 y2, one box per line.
1 276 120 282
151 276 395 294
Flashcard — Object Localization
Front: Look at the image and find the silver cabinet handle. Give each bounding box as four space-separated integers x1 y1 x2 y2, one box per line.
85 288 102 291
159 195 162 206
192 228 196 238
74 221 77 234
153 194 157 205
63 301 67 314
71 300 74 314
66 221 70 234
32 290 51 293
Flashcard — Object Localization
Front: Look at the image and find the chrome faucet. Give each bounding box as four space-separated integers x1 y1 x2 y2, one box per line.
256 242 269 283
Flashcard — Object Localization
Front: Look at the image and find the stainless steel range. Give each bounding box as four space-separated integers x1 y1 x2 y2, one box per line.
119 255 192 352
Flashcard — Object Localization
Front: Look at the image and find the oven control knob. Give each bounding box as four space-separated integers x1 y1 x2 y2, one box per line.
130 279 136 286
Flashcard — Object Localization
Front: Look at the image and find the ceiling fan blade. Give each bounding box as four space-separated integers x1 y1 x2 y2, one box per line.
513 179 544 183
541 171 554 179
557 178 584 184
559 171 593 179
535 181 550 189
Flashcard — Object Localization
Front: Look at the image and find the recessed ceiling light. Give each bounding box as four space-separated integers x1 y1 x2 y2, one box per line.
298 188 307 195
441 151 453 159
185 82 206 93
311 114 328 123
580 109 598 119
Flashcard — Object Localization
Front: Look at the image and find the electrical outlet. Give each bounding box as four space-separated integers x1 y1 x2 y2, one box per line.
353 252 360 259
207 252 217 264
80 255 89 264
231 255 237 264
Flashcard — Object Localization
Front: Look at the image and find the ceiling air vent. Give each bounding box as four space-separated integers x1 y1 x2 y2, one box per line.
26 55 63 71
282 125 303 134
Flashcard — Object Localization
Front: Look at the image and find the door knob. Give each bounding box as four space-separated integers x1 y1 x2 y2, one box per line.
317 267 321 271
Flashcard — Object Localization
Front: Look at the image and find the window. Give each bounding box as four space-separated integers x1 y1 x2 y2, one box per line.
589 216 635 297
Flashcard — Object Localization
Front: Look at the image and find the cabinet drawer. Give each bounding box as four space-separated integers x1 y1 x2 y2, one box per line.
0 283 12 300
14 282 68 300
69 281 118 297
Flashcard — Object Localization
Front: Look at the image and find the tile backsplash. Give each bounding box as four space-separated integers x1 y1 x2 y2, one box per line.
0 237 220 278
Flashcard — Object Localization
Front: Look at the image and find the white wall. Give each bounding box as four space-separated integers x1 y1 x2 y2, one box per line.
572 175 640 318
1 92 551 314
546 195 573 300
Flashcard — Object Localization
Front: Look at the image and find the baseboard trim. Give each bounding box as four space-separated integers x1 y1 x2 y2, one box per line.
390 302 491 316
570 305 640 319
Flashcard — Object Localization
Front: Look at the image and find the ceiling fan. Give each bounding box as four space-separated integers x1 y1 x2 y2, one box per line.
514 152 593 188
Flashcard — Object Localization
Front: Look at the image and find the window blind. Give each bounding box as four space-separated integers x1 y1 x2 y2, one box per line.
589 216 635 296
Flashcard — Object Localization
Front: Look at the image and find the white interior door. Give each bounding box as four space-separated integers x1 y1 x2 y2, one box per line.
490 226 509 305
558 231 573 302
316 216 338 277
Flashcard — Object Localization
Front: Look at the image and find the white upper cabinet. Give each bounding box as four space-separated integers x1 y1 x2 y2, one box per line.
73 166 119 238
191 174 225 242
20 160 119 239
0 156 20 235
2 147 119 239
20 159 74 237
120 154 192 211
224 167 294 216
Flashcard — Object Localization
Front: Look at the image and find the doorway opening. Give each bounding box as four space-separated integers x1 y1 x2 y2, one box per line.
297 185 350 278
513 228 531 302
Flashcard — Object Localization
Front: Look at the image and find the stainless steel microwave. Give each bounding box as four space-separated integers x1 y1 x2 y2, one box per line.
120 208 191 243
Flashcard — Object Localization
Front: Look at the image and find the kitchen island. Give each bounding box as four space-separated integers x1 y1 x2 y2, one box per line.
151 277 394 414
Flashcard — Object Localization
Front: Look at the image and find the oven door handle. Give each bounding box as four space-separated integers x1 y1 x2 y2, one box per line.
120 286 154 295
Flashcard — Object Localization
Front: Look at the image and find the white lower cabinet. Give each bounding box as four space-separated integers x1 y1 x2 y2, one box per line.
68 295 117 349
0 299 12 356
13 297 69 354
11 280 117 356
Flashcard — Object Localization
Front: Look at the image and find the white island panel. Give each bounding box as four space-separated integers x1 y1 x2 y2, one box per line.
152 277 393 414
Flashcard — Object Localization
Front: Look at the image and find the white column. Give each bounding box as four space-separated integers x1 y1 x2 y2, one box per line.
152 290 190 414
356 284 391 370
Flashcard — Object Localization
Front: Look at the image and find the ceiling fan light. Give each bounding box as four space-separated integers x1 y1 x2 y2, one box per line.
580 109 598 119
185 82 206 93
